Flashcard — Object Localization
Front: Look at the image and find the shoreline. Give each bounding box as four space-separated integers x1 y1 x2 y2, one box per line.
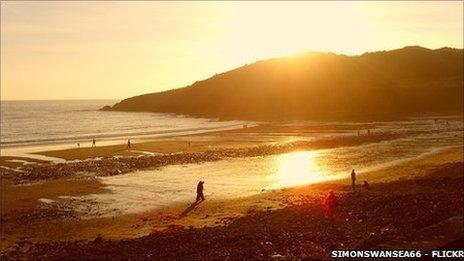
3 115 461 161
1 132 404 184
1 122 256 149
1 117 461 166
1 147 462 258
1 121 462 257
0 123 259 162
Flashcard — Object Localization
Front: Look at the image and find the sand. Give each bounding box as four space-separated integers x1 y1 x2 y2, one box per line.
0 156 49 169
1 146 462 258
1 121 462 259
17 123 380 161
2 132 403 185
33 140 271 161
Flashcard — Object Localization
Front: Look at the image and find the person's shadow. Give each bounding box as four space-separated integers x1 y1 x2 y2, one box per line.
179 200 203 218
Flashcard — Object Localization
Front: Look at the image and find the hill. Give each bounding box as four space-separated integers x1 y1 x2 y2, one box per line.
104 46 463 121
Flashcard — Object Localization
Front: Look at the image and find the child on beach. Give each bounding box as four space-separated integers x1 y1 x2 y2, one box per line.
363 180 369 190
323 191 338 221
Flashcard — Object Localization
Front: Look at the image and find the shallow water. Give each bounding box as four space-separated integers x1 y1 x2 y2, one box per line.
68 118 463 217
1 100 252 147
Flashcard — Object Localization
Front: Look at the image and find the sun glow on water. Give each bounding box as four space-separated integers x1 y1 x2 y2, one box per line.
274 150 328 188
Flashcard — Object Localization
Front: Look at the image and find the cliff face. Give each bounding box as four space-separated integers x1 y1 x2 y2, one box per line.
107 46 463 120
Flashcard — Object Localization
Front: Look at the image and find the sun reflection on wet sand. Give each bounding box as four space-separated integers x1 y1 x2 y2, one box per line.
273 150 329 188
66 125 462 216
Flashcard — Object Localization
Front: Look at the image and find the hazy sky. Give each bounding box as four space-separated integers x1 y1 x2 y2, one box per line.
1 1 463 100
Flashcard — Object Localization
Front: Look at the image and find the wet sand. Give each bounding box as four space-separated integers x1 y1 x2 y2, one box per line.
34 139 272 161
1 120 462 259
5 123 384 162
0 156 49 169
1 133 402 184
1 147 462 259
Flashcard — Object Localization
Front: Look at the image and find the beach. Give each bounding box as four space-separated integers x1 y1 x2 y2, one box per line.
1 146 462 259
1 119 463 259
2 2 463 259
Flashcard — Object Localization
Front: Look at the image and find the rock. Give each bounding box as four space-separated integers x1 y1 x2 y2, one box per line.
100 105 112 111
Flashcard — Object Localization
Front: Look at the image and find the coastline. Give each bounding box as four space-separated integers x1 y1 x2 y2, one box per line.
1 146 462 258
0 123 258 163
2 3 463 259
1 116 460 164
2 132 404 184
1 121 463 258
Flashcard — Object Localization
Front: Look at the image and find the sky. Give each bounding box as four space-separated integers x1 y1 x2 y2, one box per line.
1 1 463 100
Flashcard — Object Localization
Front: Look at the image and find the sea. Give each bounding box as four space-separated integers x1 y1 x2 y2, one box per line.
0 100 252 148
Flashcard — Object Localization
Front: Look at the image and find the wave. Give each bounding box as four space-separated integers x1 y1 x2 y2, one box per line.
0 123 249 148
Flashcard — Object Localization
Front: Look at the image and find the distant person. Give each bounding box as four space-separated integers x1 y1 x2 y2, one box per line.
363 180 369 190
357 130 360 136
77 143 80 148
196 181 205 201
188 141 191 147
127 139 131 149
351 169 356 189
92 139 96 147
367 129 371 136
323 191 338 221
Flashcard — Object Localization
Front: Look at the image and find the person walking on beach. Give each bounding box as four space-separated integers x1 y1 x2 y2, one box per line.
351 169 357 189
196 181 205 201
127 139 131 149
323 191 338 221
92 139 96 147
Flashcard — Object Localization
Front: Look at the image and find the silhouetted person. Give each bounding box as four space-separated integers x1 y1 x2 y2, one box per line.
351 169 356 189
196 181 205 201
363 180 369 190
357 130 360 136
367 129 371 136
77 143 80 148
323 191 338 221
92 139 96 147
127 139 131 149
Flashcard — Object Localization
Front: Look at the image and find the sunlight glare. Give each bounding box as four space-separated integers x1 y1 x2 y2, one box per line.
273 151 327 188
